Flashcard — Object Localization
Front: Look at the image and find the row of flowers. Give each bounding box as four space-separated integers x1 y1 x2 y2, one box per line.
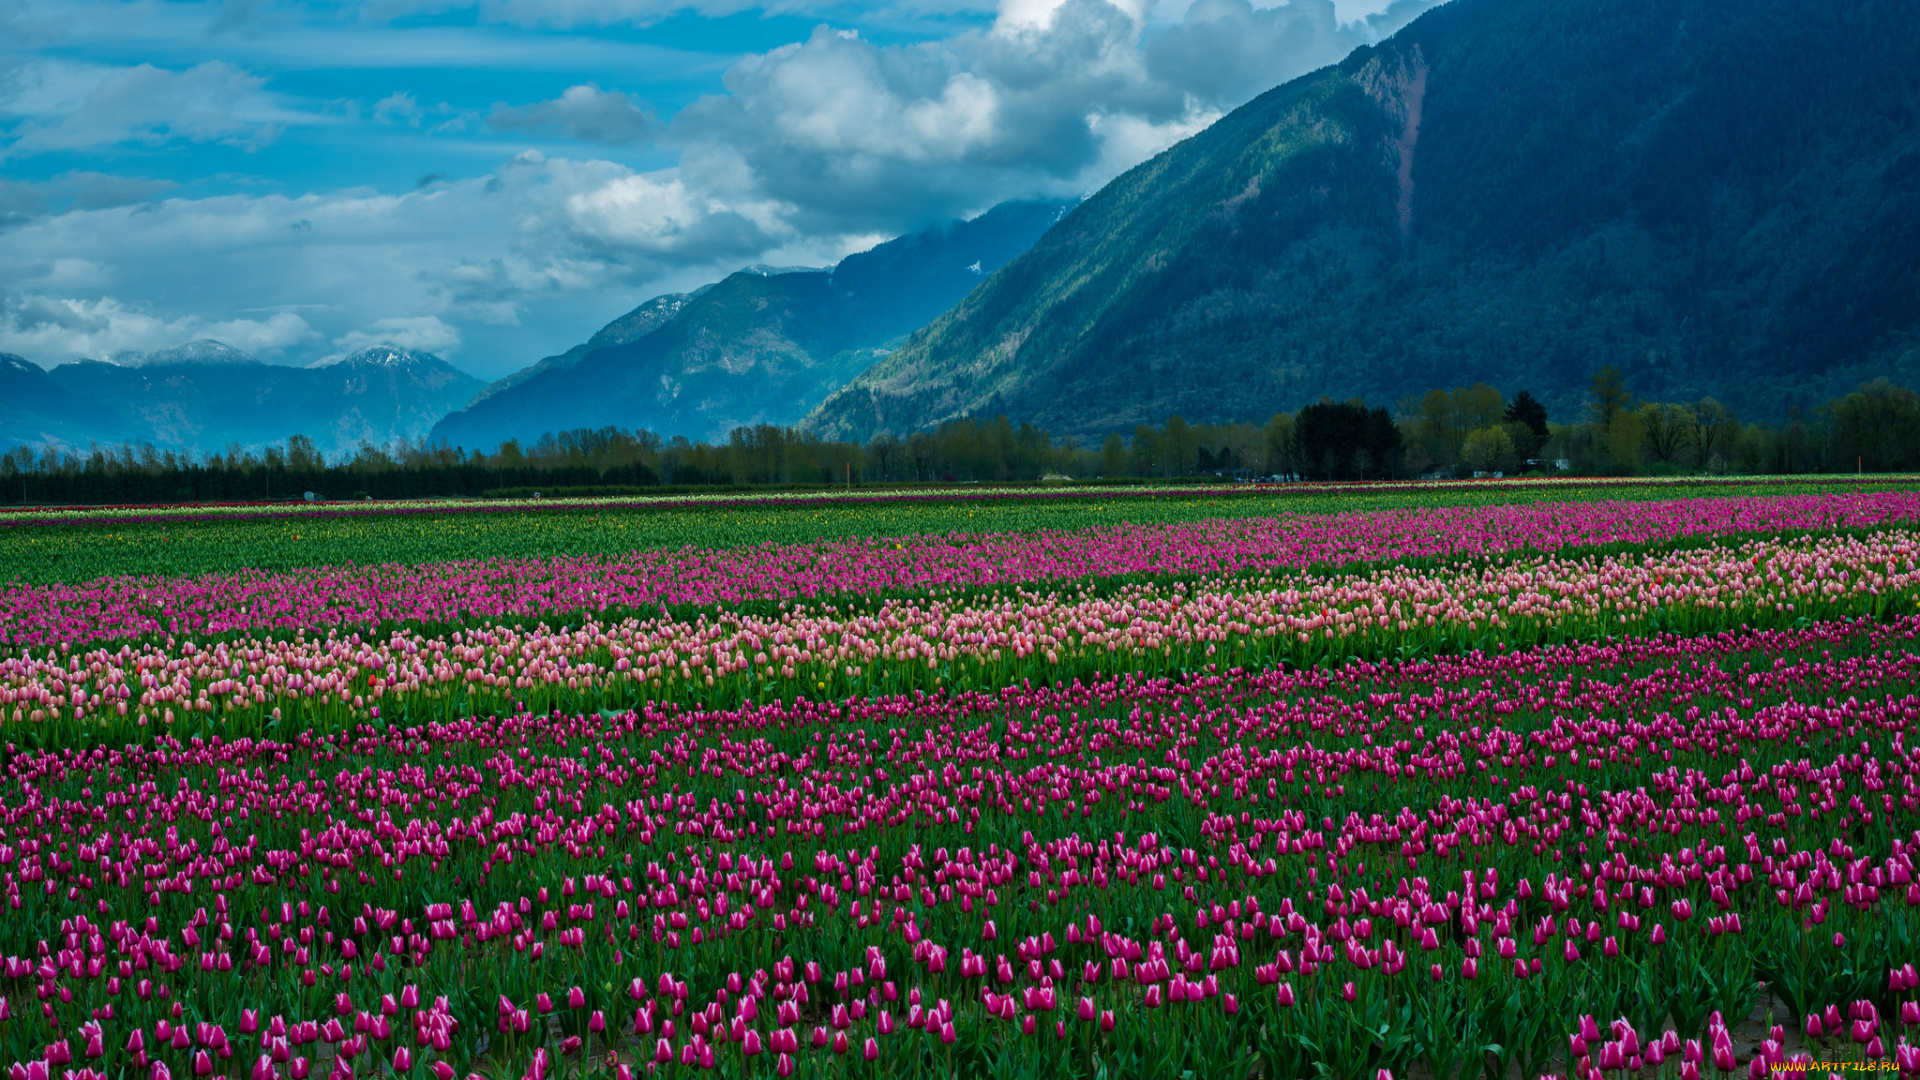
0 613 1915 1078
5 490 1918 650
2 529 1915 745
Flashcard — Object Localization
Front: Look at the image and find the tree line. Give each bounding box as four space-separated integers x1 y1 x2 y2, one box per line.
2 375 1915 506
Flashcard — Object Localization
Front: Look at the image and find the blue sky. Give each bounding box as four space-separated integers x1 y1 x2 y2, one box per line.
1 0 1424 380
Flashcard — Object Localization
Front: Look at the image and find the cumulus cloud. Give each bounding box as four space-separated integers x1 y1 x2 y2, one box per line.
0 150 847 376
1146 0 1429 105
486 84 657 145
1 59 309 156
561 166 785 257
0 295 317 364
330 314 463 355
664 0 1426 235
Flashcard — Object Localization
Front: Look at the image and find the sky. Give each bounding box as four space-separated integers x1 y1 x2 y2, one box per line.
0 0 1429 381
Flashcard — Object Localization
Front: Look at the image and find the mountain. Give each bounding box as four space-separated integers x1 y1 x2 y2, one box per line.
806 0 1920 441
0 354 144 451
460 291 700 411
11 342 484 457
431 198 1073 451
296 346 487 452
134 340 259 367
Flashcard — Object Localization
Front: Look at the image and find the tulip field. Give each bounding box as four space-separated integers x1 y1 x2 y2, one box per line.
1 479 1918 1080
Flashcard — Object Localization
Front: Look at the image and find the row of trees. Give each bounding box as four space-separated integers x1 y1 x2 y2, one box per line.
1569 371 1920 475
3 376 1916 505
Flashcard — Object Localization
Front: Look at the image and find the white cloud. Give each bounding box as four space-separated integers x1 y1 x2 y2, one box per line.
1144 0 1430 107
664 0 1234 232
0 59 312 156
373 90 423 125
486 84 657 145
206 312 323 354
0 295 317 364
0 151 836 376
331 314 463 354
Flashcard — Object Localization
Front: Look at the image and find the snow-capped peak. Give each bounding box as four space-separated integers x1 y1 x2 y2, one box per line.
309 344 437 369
136 339 258 367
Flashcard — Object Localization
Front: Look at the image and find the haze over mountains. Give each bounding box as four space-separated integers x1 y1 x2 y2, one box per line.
429 199 1072 451
0 345 483 459
810 0 1920 440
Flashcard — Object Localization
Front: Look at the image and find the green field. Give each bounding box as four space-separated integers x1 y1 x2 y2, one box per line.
2 477 1903 583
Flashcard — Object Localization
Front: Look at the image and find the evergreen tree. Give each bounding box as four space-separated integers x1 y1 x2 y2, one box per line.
1505 391 1551 445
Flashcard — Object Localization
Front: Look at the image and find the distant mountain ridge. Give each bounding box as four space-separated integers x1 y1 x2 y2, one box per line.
806 0 1920 440
0 354 127 451
431 199 1074 451
0 344 483 458
134 341 258 367
460 291 702 411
